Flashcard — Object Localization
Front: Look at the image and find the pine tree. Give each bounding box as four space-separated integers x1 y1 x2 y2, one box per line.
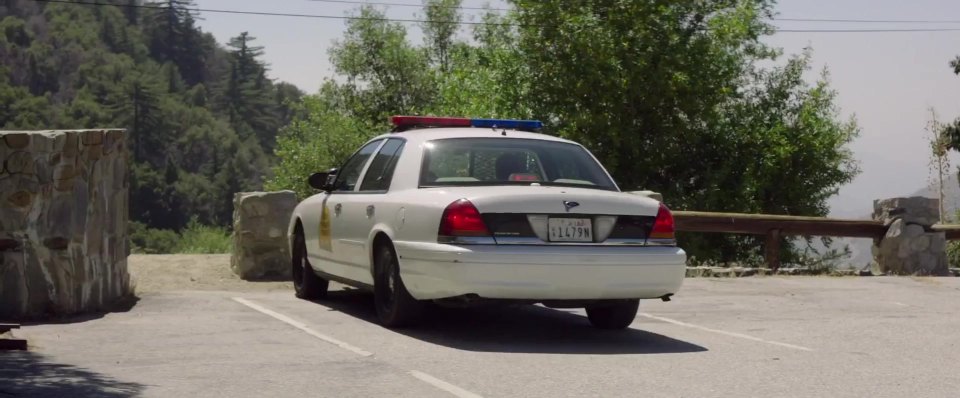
124 0 141 25
145 0 205 85
110 70 165 165
223 32 279 150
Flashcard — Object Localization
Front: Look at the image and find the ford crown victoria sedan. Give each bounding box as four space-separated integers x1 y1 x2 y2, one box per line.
287 116 687 329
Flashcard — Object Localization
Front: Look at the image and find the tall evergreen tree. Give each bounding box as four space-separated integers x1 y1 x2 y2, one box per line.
145 0 205 85
123 0 140 26
223 32 279 150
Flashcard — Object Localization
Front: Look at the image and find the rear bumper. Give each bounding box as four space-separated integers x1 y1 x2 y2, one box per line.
393 241 687 301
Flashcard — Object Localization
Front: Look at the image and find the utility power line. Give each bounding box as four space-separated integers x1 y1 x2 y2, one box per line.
28 0 530 25
26 0 960 33
306 0 960 25
305 0 511 12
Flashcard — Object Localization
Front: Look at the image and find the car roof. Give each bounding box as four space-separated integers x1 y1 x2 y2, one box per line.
370 128 579 147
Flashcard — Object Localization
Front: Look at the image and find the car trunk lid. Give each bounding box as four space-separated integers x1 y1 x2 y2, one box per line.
451 186 662 245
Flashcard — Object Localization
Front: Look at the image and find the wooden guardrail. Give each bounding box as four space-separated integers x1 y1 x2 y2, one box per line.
672 211 960 270
931 224 960 240
674 211 888 239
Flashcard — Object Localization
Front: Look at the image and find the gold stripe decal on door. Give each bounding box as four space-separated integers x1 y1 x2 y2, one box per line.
319 198 332 251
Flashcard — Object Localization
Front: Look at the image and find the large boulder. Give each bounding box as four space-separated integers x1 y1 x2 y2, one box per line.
0 130 131 320
231 191 298 280
872 197 941 226
872 197 949 276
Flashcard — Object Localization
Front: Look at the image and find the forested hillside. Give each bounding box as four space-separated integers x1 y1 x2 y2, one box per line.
0 0 302 244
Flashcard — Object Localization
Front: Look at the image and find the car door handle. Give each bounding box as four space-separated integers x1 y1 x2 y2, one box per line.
366 205 375 218
334 203 342 216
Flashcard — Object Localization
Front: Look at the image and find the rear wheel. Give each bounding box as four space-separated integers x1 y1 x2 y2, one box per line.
292 231 328 300
373 243 424 328
586 299 639 329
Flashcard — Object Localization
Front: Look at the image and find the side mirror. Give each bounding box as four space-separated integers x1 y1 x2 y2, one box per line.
308 168 338 191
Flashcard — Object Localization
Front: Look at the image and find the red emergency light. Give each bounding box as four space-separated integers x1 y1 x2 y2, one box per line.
391 116 471 129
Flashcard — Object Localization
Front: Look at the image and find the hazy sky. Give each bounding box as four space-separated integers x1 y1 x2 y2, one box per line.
194 0 960 218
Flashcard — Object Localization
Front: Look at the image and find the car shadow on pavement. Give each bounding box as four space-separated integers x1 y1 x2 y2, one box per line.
313 289 708 355
0 350 145 397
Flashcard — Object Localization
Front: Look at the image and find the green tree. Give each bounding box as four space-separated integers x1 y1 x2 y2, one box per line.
123 0 141 25
420 0 461 72
266 86 375 198
274 81 304 127
145 0 206 85
328 6 435 125
510 0 857 263
426 10 530 118
222 32 282 150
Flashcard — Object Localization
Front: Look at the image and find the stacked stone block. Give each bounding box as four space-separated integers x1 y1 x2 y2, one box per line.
0 130 130 319
231 191 297 280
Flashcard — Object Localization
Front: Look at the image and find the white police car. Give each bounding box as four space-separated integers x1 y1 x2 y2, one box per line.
288 116 686 329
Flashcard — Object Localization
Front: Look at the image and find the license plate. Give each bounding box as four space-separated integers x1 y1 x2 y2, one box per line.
548 218 593 242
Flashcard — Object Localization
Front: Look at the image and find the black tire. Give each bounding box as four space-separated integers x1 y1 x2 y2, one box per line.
292 231 328 300
586 299 640 330
373 243 424 328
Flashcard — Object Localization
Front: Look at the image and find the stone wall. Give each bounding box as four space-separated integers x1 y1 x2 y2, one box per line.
872 197 949 276
231 191 297 280
0 130 130 319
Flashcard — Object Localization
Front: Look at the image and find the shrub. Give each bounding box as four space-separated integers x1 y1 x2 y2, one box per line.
173 218 232 254
128 219 232 254
129 221 179 254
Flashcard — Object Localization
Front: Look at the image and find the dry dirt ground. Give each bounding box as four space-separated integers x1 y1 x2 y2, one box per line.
128 254 293 294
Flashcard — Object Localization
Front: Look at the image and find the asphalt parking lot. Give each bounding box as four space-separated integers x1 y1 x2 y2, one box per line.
4 275 960 398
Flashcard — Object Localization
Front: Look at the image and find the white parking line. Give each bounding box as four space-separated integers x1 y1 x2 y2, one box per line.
232 297 373 357
638 313 813 352
410 371 485 398
232 297 483 398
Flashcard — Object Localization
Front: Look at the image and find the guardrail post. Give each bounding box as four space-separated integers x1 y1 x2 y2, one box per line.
765 229 782 271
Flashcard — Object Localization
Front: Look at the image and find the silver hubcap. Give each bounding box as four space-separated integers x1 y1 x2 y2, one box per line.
387 271 396 295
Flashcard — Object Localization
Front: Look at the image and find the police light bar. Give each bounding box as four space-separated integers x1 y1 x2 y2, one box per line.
390 116 543 132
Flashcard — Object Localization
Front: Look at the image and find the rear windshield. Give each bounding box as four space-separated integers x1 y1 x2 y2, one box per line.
419 138 617 191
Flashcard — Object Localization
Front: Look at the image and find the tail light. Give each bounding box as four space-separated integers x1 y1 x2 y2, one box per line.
649 203 675 242
439 199 491 239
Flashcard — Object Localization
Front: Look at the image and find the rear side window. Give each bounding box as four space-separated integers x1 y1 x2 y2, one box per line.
360 139 405 192
420 138 616 190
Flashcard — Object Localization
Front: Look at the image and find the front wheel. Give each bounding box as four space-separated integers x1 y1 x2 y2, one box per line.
292 231 329 300
373 243 424 328
585 299 639 330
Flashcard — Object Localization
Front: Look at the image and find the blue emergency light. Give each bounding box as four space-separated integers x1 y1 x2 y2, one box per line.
469 118 544 130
